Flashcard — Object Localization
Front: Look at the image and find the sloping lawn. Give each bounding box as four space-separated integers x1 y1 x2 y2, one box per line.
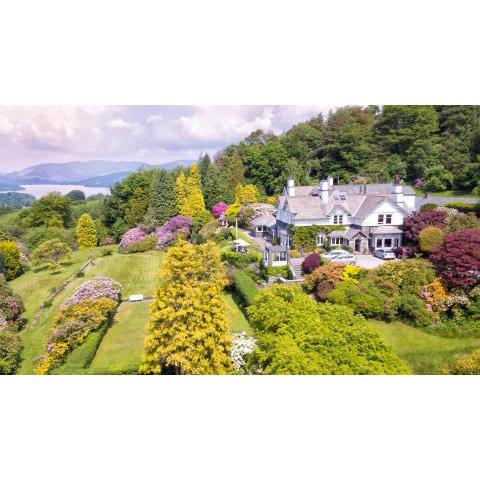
89 301 151 374
371 321 480 374
223 292 252 334
14 249 164 374
10 247 98 323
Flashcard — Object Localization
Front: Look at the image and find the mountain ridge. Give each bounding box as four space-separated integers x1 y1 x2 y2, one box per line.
0 159 194 187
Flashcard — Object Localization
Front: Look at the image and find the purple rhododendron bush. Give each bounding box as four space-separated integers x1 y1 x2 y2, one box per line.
36 276 122 374
63 276 122 306
118 227 146 252
0 282 25 331
154 215 192 248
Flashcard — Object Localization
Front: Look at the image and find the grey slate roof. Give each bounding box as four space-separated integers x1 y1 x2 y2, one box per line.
282 183 415 197
251 214 276 227
370 226 403 234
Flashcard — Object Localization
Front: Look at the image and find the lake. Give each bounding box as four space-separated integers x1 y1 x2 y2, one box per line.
10 184 111 199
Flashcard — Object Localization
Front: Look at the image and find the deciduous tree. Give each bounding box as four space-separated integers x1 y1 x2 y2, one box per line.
142 240 232 374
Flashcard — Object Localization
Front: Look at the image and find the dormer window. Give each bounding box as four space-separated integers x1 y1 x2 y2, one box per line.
333 214 343 224
378 214 392 225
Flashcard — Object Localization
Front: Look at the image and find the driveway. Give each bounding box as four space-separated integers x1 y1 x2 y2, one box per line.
355 254 385 269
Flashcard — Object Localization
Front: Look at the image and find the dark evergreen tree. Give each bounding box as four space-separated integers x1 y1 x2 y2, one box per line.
148 169 177 226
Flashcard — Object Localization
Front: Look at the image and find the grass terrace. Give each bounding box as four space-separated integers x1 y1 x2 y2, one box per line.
371 321 480 374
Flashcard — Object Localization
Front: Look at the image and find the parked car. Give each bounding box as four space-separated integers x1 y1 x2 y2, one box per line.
393 246 415 259
324 251 356 265
321 249 350 260
374 249 396 260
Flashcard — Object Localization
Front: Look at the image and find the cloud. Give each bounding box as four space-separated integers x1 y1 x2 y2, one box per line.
0 105 337 171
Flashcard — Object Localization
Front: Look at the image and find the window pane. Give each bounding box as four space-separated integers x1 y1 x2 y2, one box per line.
376 238 382 248
384 238 392 247
378 215 384 224
386 214 392 224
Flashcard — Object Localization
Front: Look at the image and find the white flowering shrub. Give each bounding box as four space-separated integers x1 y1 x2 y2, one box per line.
231 332 256 371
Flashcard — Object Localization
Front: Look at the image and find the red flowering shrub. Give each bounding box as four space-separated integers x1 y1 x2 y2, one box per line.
302 253 322 274
430 229 480 289
404 209 447 244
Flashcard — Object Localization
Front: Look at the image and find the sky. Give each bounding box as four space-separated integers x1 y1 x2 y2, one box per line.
0 105 336 172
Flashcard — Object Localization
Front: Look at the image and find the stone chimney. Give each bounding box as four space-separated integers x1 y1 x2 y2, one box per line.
391 183 404 205
286 178 295 197
327 175 334 189
320 179 329 203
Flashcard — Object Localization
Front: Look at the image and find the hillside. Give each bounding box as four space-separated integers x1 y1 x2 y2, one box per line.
0 159 195 187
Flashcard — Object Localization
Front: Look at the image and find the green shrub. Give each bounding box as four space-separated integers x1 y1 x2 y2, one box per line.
0 241 22 280
420 203 438 211
22 226 75 250
327 280 390 320
0 329 22 374
418 226 445 253
101 246 114 256
264 265 290 278
42 299 53 308
232 270 258 306
221 250 261 269
124 235 157 254
394 293 432 326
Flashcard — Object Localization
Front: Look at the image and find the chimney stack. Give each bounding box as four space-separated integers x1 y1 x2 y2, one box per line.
320 179 329 203
286 178 295 197
327 175 334 189
391 183 404 205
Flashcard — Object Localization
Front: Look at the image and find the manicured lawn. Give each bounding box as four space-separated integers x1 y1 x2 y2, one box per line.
14 249 164 374
223 292 252 334
371 321 480 374
89 301 152 374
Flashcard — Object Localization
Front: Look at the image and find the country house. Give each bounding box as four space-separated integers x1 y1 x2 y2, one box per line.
261 176 416 267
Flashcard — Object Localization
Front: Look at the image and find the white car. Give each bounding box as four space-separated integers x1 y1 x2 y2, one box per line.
374 249 396 260
322 250 356 265
321 249 350 260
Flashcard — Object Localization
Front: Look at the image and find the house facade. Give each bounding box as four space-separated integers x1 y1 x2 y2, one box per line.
273 176 415 254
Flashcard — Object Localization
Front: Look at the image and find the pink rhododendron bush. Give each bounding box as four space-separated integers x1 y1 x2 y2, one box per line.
154 215 192 248
212 202 228 219
118 227 146 252
0 282 25 331
36 275 122 374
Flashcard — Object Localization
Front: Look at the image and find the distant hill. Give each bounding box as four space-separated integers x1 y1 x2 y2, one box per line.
0 159 194 187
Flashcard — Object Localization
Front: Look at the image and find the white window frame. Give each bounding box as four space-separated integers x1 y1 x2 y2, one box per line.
330 237 343 245
376 238 383 248
316 234 324 246
378 214 384 225
384 238 393 248
333 214 344 225
385 214 392 225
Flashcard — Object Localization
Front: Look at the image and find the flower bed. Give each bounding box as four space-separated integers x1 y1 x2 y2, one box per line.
231 332 256 371
36 276 122 374
154 215 192 248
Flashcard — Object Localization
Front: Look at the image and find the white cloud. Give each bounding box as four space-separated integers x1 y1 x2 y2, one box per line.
0 115 14 136
0 105 337 171
109 118 130 129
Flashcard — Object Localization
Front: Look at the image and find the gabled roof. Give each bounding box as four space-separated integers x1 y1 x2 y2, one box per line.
251 214 276 227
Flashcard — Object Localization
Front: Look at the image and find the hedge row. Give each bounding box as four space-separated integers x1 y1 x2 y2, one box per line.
232 270 258 306
445 201 480 214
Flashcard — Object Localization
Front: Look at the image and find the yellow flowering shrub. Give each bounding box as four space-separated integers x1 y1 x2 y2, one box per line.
35 297 118 374
340 265 361 284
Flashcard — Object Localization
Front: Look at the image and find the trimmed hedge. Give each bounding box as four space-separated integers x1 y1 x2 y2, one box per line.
51 321 110 374
232 270 258 306
124 235 157 254
222 250 261 269
445 201 480 215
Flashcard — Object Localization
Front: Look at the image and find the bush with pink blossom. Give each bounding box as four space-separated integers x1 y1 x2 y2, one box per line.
212 202 228 219
154 215 192 248
63 275 122 306
118 227 146 253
